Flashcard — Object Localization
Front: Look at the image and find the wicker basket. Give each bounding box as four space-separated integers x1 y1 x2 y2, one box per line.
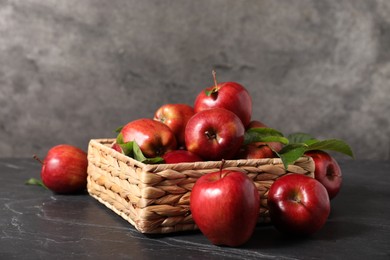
87 138 314 234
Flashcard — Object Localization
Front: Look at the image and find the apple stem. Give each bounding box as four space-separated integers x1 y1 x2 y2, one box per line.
33 155 44 165
212 70 218 88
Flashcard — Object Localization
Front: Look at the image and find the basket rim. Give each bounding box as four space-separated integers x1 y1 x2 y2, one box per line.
88 138 312 173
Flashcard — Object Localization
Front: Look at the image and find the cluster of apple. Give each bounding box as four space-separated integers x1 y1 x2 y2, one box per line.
190 165 331 247
111 71 352 246
31 71 353 248
113 71 346 201
113 70 284 164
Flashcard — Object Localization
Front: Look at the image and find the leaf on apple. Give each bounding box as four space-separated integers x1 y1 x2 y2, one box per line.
277 133 354 169
244 127 289 145
274 143 308 169
116 132 124 144
115 132 164 163
305 139 355 158
287 132 317 145
132 141 164 164
114 126 123 133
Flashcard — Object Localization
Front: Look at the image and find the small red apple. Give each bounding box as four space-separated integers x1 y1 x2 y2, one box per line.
246 120 268 129
190 169 260 247
267 173 331 235
36 144 88 194
304 150 342 200
119 118 177 158
153 104 195 148
185 108 245 161
111 143 124 153
245 120 283 153
162 150 203 164
194 71 252 127
237 143 276 159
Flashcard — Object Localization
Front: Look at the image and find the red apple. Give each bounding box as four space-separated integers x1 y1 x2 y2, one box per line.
37 144 88 194
245 120 283 153
246 120 268 129
190 169 260 246
119 118 177 158
304 150 342 200
237 143 276 159
185 108 245 161
162 150 203 164
111 143 124 153
153 104 195 147
194 71 252 127
267 173 330 235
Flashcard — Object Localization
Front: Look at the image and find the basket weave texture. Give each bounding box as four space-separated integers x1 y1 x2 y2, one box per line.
87 138 315 234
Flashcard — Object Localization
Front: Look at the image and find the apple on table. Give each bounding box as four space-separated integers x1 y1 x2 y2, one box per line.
33 144 88 194
190 167 260 247
267 173 331 236
305 150 342 199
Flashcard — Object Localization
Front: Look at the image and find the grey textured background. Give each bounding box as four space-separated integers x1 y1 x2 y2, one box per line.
1 0 389 161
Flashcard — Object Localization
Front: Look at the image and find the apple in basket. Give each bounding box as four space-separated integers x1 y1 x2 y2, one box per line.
185 107 245 161
119 118 177 158
236 142 276 159
34 144 88 194
267 173 330 235
237 120 283 160
304 150 342 200
190 167 260 247
162 150 203 164
153 103 195 148
194 70 252 128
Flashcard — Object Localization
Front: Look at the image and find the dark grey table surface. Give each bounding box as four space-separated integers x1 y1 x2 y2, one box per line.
1 158 389 260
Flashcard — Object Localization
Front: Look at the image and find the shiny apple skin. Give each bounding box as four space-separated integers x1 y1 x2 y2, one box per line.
162 149 203 164
41 144 88 194
305 150 342 199
190 170 260 247
267 174 331 235
121 118 177 158
237 143 276 159
194 82 252 127
185 108 245 161
154 104 195 148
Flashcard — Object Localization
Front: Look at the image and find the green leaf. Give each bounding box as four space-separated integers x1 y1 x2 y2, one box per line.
116 132 124 144
119 142 134 156
276 143 308 169
275 137 354 169
287 132 317 144
244 127 289 145
25 178 47 189
142 157 165 164
205 87 220 97
132 141 164 164
114 126 123 133
306 139 354 158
